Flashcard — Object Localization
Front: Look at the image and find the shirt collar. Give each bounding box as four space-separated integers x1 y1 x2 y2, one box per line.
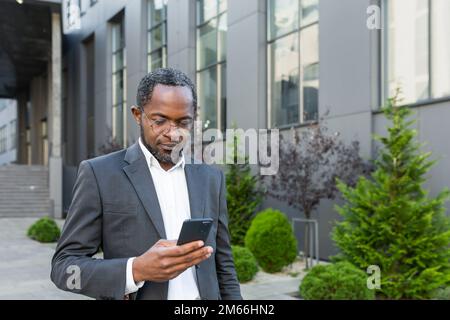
138 137 185 172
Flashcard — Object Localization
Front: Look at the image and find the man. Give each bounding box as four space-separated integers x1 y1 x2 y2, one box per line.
51 68 242 300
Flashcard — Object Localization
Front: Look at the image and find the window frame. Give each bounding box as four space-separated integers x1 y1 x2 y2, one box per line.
196 0 227 132
9 119 16 150
147 0 168 72
111 15 127 147
267 0 319 129
0 125 7 154
381 0 450 106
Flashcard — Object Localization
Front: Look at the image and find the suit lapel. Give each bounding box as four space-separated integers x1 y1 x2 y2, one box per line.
123 142 167 239
184 163 206 220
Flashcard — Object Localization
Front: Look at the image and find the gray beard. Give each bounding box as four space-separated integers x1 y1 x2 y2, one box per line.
140 127 181 165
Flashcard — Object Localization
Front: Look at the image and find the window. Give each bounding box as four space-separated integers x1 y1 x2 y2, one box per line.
383 0 450 104
9 120 16 150
80 0 88 16
268 0 319 128
41 119 48 166
26 127 31 165
0 126 6 154
111 16 127 147
148 0 168 71
196 0 227 131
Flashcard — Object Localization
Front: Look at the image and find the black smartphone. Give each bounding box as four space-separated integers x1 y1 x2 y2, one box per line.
177 218 214 246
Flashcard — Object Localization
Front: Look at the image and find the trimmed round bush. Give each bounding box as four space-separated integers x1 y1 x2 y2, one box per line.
27 217 61 243
232 245 258 283
300 262 375 300
244 208 297 273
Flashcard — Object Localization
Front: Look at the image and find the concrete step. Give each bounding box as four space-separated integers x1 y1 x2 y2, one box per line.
0 165 51 218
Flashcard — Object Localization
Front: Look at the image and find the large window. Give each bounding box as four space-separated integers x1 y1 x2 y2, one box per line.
0 125 6 154
268 0 319 128
9 120 16 150
384 0 450 104
111 16 127 147
196 0 227 131
148 0 168 71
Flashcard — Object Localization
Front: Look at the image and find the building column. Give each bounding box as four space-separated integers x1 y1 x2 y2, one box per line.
167 0 196 80
49 12 63 218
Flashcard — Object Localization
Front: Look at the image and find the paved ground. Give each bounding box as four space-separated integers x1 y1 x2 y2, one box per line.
0 217 301 300
0 218 88 299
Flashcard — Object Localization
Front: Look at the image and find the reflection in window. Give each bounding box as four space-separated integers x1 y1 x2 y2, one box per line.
385 0 428 104
148 0 167 71
9 120 16 150
0 126 6 154
431 0 450 99
384 0 450 104
268 0 319 127
111 16 127 147
196 0 227 131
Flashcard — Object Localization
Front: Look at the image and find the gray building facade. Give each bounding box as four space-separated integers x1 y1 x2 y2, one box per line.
7 0 448 259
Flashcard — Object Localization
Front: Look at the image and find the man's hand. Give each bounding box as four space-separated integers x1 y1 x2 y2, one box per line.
132 239 213 283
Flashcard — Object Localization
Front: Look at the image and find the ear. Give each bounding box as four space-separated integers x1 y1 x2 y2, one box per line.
130 105 142 125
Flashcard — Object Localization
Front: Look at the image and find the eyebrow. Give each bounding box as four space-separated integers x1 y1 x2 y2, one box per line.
149 112 193 121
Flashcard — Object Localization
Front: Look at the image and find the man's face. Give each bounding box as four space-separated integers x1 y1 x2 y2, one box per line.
132 84 194 166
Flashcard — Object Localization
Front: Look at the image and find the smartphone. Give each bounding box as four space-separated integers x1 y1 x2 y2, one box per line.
177 218 214 246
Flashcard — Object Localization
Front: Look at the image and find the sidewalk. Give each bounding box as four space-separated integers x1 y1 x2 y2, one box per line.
0 218 88 299
0 217 301 300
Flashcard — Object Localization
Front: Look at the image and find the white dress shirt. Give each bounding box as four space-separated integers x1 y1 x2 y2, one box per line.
124 138 200 300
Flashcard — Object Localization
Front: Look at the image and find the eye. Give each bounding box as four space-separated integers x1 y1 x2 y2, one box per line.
179 119 193 128
153 118 167 126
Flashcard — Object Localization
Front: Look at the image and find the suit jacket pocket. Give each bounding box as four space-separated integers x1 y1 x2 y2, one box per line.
103 202 137 215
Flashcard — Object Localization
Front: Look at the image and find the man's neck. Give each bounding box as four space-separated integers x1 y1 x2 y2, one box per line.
159 161 174 171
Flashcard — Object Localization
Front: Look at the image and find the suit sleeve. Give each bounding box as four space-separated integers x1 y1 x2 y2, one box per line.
50 160 128 300
215 170 243 300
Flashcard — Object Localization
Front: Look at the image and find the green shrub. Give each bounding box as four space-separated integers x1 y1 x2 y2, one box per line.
226 133 263 246
300 262 375 300
332 97 450 299
431 287 450 300
232 246 259 283
245 208 297 273
27 217 60 243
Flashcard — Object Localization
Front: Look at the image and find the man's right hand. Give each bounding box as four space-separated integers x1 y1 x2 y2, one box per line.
132 239 213 283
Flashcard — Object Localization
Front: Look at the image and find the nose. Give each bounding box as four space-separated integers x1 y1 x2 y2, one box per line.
165 126 185 143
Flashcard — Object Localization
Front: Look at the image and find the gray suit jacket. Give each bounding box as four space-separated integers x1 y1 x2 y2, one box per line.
51 142 242 300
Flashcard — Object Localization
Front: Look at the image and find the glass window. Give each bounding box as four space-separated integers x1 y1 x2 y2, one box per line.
10 120 16 150
385 0 429 104
196 0 227 131
0 126 7 154
268 0 299 40
197 19 218 69
148 0 167 71
197 0 217 25
268 0 319 127
111 18 127 147
269 33 300 126
384 0 450 104
301 0 319 27
197 67 218 130
431 0 450 99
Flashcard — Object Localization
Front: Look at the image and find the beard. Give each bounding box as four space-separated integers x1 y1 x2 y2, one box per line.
140 125 183 165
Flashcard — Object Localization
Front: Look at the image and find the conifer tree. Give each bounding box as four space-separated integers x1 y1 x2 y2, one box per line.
333 94 450 299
